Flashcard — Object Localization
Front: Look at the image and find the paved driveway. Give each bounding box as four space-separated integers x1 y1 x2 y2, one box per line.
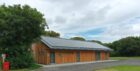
36 59 140 71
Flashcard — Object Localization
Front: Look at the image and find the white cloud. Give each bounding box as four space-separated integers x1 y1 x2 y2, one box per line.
1 0 140 42
133 23 140 32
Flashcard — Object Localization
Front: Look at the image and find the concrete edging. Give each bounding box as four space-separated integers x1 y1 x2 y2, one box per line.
41 60 118 68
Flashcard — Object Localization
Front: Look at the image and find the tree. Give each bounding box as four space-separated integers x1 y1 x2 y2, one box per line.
89 40 102 44
0 5 46 69
43 30 60 37
105 36 140 57
70 37 85 41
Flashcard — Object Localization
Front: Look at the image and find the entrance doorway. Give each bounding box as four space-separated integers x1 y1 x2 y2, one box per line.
95 51 100 61
76 52 80 62
50 52 55 64
105 52 108 60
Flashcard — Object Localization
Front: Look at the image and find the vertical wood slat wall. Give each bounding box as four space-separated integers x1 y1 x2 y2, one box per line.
80 51 95 62
32 42 50 64
32 42 110 65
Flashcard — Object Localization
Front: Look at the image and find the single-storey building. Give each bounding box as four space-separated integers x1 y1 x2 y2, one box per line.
32 36 112 65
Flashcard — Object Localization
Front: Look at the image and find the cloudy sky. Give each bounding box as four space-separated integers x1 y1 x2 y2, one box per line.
1 0 140 42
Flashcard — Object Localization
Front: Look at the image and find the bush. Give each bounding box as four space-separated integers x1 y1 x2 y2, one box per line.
0 62 1 67
7 51 34 69
1 46 34 69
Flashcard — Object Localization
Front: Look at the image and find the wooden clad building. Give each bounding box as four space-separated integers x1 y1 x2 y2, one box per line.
32 36 112 64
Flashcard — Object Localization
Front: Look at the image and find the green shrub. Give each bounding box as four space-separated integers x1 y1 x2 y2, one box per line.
5 46 34 69
0 62 1 67
0 4 46 69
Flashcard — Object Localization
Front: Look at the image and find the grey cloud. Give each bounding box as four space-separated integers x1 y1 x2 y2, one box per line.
54 16 67 24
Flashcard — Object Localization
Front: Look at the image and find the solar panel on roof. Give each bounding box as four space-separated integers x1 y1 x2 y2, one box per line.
41 36 112 51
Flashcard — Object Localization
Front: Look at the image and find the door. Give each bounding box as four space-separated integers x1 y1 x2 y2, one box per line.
50 52 55 64
76 52 80 62
95 51 100 61
105 52 108 60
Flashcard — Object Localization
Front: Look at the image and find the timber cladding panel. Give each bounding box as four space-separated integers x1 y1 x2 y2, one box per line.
55 50 96 63
100 51 110 60
105 52 109 60
32 42 50 64
80 51 95 62
32 42 110 65
54 50 77 64
100 51 105 60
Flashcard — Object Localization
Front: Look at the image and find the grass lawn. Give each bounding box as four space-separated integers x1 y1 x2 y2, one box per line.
95 65 140 71
110 57 140 60
0 64 41 71
10 68 39 71
10 64 42 71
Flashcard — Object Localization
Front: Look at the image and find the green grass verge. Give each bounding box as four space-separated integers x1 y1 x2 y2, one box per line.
110 57 140 60
9 64 42 71
95 65 140 71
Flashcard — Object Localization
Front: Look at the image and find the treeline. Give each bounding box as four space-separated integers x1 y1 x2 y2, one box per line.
105 36 140 57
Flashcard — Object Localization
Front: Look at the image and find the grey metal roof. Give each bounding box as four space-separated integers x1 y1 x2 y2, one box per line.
41 36 112 51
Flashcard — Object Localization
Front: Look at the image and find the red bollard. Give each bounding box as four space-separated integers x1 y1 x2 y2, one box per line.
2 62 9 71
